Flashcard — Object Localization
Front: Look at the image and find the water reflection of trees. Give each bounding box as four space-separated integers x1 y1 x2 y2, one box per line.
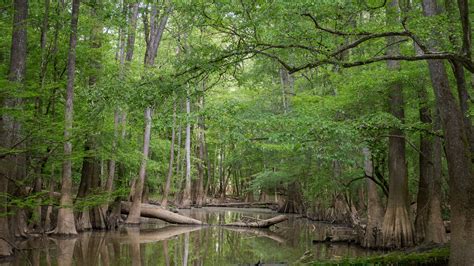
10 211 379 265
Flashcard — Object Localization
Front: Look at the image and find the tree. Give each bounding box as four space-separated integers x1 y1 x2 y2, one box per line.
181 92 192 208
55 0 80 235
421 1 474 264
126 2 171 224
0 0 28 256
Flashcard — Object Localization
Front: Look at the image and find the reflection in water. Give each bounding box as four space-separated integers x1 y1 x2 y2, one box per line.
6 208 377 265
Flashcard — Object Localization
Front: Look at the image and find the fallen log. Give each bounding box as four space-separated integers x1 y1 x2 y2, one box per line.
223 215 287 228
121 202 205 225
205 202 278 208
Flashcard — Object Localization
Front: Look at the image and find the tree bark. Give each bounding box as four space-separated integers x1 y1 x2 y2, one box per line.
195 92 205 207
0 0 28 256
422 1 474 264
125 3 139 63
107 2 137 227
54 0 80 236
126 3 170 223
381 0 414 248
105 110 120 196
362 148 384 248
451 61 474 157
125 107 153 224
162 99 177 208
181 94 192 208
414 86 447 244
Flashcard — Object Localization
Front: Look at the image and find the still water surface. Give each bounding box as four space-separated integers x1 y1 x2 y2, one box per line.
4 207 378 265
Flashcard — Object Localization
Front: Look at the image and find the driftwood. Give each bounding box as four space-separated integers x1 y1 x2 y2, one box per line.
121 202 205 225
223 215 288 228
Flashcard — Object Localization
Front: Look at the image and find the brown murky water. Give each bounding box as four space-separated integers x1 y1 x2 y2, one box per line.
2 207 378 265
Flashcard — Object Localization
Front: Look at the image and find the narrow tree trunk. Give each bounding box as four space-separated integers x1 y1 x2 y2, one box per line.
381 0 414 248
107 2 137 227
202 132 212 202
125 107 153 224
452 61 474 156
422 1 474 264
55 0 80 235
125 3 139 63
126 2 171 223
105 110 120 195
181 94 192 208
195 93 205 207
162 99 177 208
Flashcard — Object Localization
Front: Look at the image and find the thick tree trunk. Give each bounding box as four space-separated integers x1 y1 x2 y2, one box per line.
381 0 414 248
181 95 192 208
422 1 474 264
278 182 304 214
76 140 96 231
125 107 153 224
0 0 28 256
362 148 384 248
427 60 473 265
162 99 176 208
414 87 447 244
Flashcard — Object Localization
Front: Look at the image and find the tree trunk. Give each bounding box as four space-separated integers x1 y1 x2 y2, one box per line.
381 0 414 248
181 94 192 208
278 182 304 214
414 86 447 244
126 3 170 223
0 0 28 256
422 1 474 264
125 107 153 224
55 0 79 235
362 148 384 248
104 110 120 199
202 131 212 201
107 2 137 227
452 61 474 157
195 93 205 207
162 99 176 208
125 3 139 63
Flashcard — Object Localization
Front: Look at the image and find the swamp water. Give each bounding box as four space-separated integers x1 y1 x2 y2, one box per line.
3 207 378 265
